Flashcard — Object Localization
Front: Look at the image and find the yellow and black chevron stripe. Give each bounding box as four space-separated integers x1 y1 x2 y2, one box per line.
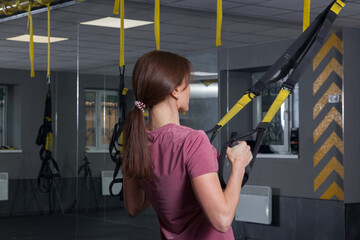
313 33 344 201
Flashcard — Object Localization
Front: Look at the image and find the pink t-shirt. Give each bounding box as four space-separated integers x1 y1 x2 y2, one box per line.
140 123 234 240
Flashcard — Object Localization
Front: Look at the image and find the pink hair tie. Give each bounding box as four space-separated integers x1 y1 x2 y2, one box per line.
134 101 146 112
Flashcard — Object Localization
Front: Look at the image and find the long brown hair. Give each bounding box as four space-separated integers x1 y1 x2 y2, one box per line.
122 50 192 180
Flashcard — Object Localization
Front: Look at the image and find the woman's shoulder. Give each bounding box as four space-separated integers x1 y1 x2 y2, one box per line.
147 123 209 144
174 125 208 139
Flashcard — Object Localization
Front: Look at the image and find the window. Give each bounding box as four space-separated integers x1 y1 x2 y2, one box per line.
85 90 118 150
0 86 7 146
252 72 299 154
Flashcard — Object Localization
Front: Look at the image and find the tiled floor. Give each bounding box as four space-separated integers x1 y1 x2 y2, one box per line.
0 207 160 240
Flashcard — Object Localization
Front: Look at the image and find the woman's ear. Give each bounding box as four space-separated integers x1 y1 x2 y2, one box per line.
171 81 187 100
171 86 180 100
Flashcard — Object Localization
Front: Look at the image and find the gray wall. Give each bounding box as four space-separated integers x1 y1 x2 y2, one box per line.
343 28 360 204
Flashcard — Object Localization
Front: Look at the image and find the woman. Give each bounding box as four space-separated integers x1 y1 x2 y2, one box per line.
122 50 252 240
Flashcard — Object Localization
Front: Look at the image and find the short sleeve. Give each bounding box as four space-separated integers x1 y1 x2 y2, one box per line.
184 130 219 179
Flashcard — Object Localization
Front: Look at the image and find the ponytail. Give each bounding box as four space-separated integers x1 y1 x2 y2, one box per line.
122 107 152 180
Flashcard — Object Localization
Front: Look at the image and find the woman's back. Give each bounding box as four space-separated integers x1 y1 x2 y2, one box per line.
140 123 234 240
122 50 251 240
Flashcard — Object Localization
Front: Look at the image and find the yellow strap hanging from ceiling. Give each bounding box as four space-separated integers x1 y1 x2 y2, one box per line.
216 0 222 46
120 0 124 67
113 0 125 67
46 4 50 77
303 0 311 32
113 0 119 15
154 0 160 50
27 4 34 78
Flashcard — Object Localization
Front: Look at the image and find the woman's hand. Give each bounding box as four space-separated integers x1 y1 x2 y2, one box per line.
226 141 253 169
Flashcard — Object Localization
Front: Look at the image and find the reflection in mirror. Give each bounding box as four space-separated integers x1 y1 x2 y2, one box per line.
0 0 79 238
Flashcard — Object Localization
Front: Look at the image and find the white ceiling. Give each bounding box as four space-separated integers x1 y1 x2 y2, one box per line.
0 0 359 76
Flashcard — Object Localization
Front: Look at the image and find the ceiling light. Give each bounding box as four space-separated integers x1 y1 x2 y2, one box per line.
6 34 68 43
191 71 218 77
80 17 153 29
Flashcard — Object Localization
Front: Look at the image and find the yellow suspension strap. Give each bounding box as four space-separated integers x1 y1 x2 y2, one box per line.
46 3 50 78
303 0 311 32
207 92 255 142
214 0 345 188
261 89 290 123
154 0 160 50
119 0 125 68
109 0 127 198
113 0 119 15
330 0 345 14
216 0 222 46
27 3 35 78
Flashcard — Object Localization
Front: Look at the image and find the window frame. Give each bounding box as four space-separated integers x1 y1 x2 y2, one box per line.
85 89 118 151
252 72 298 154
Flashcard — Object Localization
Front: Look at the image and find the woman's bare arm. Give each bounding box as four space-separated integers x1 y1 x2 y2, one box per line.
191 141 252 233
123 174 150 217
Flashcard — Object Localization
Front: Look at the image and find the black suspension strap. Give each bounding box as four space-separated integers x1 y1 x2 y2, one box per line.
109 66 127 197
209 0 345 188
35 78 61 193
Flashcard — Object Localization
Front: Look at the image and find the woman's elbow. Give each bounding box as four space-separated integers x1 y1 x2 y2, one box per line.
214 223 232 233
125 207 141 218
212 216 233 233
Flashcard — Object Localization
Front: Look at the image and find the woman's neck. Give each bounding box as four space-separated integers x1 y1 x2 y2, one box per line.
147 98 180 131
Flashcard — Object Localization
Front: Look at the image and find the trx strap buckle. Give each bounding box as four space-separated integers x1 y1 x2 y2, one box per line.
247 91 257 100
281 82 295 94
248 84 264 97
119 65 125 76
